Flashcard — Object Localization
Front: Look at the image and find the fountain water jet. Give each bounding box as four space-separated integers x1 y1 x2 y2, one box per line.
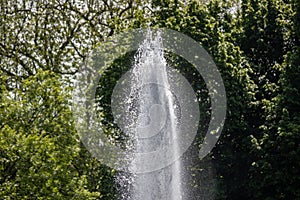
121 30 183 200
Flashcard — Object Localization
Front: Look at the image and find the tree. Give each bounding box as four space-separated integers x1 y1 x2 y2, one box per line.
248 0 300 198
0 70 100 199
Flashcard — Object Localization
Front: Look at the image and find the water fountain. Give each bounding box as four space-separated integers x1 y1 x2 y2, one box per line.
119 30 183 200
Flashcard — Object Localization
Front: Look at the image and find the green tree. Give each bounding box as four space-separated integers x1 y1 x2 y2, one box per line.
0 70 100 199
248 0 300 198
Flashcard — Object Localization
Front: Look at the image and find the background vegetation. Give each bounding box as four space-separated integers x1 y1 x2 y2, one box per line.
0 0 299 199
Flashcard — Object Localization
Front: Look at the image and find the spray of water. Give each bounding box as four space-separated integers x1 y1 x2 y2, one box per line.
118 29 183 200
